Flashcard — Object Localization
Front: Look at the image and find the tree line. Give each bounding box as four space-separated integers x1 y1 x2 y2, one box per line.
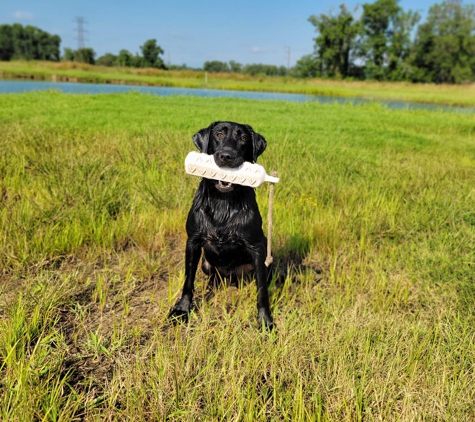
296 0 475 83
64 39 166 69
0 23 60 61
203 60 289 77
1 0 474 84
0 23 166 69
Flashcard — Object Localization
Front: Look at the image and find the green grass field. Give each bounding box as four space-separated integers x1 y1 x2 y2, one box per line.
2 60 475 107
1 91 475 420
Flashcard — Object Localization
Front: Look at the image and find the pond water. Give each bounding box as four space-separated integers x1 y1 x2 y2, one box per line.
0 80 473 114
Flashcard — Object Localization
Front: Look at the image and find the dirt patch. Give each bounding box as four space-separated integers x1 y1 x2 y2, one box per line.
56 258 172 400
0 236 183 404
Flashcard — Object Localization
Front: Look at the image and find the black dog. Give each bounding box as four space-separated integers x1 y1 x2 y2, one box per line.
168 121 274 330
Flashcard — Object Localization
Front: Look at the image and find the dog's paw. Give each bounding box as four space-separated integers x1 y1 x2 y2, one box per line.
258 308 276 332
168 304 191 324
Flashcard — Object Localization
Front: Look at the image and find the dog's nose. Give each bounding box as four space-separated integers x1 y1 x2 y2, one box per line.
215 147 240 168
217 147 236 163
219 151 232 162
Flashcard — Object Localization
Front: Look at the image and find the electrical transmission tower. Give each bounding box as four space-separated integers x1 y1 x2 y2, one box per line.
74 16 88 49
284 45 291 72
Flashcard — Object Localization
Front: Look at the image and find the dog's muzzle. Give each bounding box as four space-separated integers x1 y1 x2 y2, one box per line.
214 148 243 168
214 148 243 193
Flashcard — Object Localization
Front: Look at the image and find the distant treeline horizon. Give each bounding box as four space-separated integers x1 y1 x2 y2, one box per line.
1 0 474 84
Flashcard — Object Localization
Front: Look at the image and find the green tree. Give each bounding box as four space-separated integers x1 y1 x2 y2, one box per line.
0 24 13 60
385 9 420 80
169 63 189 70
140 39 165 68
411 1 475 83
62 48 75 61
242 63 287 76
278 65 288 76
96 53 118 66
360 0 399 78
33 27 60 61
11 23 28 59
359 0 419 80
203 60 230 72
0 23 60 61
74 48 96 64
308 4 360 78
292 54 320 78
229 60 242 73
117 49 133 67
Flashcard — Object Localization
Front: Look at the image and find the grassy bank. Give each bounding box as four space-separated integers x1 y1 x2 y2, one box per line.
2 60 475 107
1 92 475 420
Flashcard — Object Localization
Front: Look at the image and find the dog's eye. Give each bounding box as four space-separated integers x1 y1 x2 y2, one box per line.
240 136 247 142
216 132 225 139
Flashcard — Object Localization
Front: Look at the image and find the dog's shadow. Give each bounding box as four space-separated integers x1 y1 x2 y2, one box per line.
269 233 322 288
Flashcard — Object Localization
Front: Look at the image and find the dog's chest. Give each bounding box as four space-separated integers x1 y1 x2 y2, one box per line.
203 229 242 247
202 229 251 265
200 199 253 227
199 206 251 249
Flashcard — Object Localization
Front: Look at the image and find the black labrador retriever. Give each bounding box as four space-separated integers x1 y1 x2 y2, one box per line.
168 121 274 330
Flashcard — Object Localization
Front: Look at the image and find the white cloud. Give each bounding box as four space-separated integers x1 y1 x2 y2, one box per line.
13 11 34 20
251 46 262 53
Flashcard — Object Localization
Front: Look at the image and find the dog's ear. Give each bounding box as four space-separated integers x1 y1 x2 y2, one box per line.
192 122 219 153
192 127 211 153
245 125 267 162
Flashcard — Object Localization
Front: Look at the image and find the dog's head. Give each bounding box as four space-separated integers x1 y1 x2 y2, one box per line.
192 121 267 193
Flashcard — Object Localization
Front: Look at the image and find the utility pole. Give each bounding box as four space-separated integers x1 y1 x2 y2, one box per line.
284 45 291 72
74 16 88 49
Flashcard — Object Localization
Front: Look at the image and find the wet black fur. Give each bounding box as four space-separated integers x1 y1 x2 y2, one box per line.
168 121 274 330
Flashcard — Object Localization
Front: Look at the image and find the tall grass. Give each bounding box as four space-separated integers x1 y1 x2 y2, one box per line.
0 92 474 420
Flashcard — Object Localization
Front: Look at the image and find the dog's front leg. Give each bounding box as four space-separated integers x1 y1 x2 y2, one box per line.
253 245 275 331
168 239 201 322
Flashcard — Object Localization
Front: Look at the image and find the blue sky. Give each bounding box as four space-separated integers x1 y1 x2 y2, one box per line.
1 0 438 68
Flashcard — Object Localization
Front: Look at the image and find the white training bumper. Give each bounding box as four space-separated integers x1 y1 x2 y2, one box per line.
184 151 280 187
